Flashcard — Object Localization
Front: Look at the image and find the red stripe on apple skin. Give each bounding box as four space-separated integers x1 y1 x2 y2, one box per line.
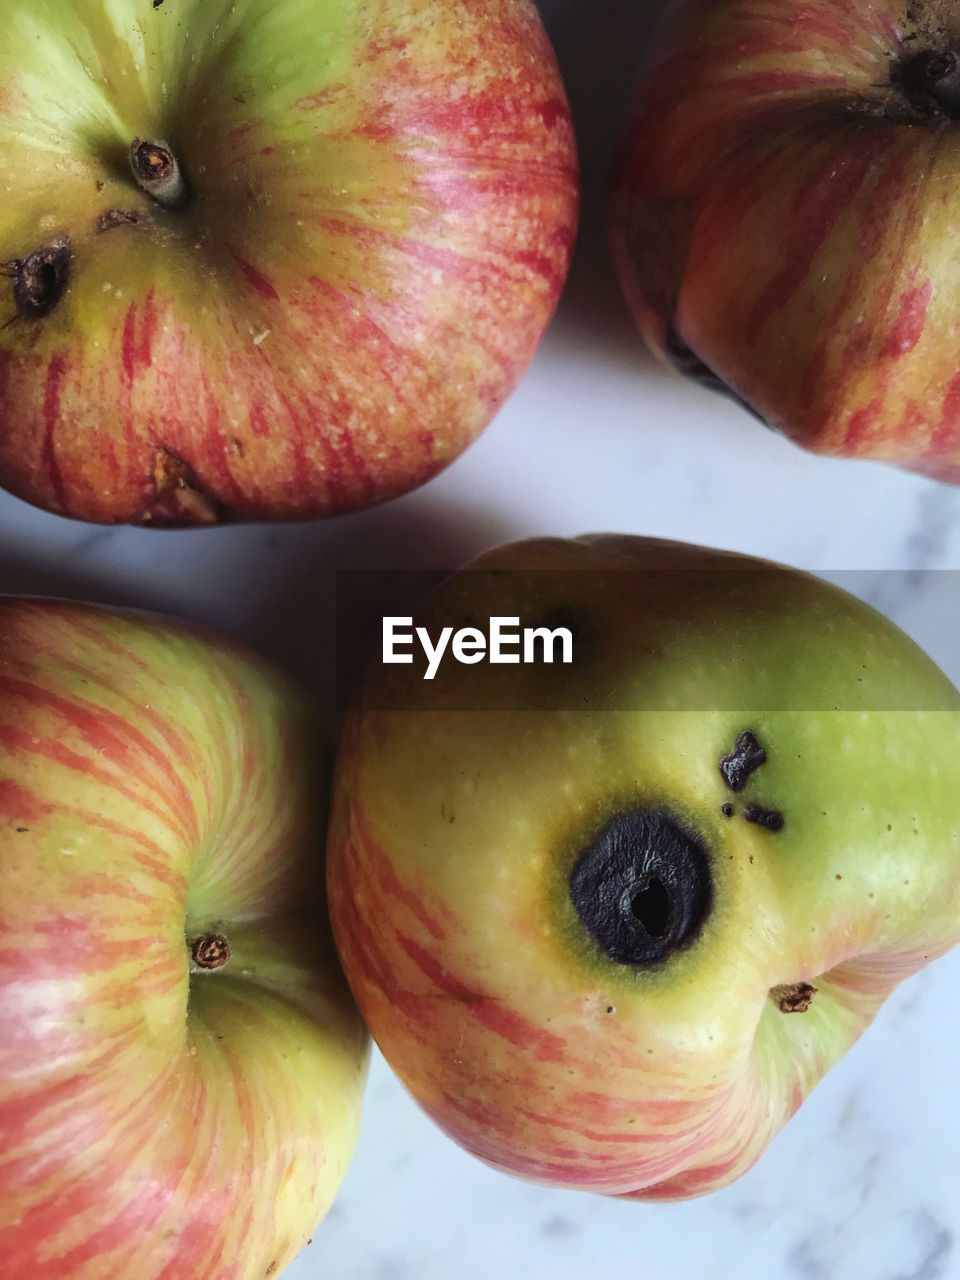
121 296 157 382
0 778 52 824
744 148 875 343
228 247 281 302
882 280 932 359
397 932 567 1064
41 353 69 511
346 804 449 942
788 8 853 43
0 674 196 823
930 369 960 454
0 722 188 838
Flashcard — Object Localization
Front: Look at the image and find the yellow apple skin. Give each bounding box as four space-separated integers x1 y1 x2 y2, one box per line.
0 600 369 1279
327 536 960 1200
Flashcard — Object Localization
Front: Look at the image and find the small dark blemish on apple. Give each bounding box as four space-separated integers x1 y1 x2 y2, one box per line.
153 0 165 7
16 827 27 833
5 238 72 321
265 1263 277 1277
97 209 139 234
191 933 231 970
606 1005 616 1014
721 802 734 818
719 731 767 791
771 981 817 1014
743 805 784 832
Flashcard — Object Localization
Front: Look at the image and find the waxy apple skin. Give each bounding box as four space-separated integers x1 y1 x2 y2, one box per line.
0 0 577 525
0 600 369 1279
609 0 960 482
327 536 960 1200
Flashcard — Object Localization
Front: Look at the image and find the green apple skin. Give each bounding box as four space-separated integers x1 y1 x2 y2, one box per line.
0 0 577 525
0 600 370 1279
609 0 960 482
327 535 960 1200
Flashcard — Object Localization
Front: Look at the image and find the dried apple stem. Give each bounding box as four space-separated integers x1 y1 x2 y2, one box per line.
130 138 188 209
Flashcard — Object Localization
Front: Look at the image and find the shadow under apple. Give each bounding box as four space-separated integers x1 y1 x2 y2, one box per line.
534 0 678 375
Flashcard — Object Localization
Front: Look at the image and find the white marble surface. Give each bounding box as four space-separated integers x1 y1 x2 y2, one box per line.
3 0 960 1276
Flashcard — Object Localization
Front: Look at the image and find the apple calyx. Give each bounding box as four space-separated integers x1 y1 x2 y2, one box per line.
770 982 817 1014
569 808 711 965
130 138 189 210
3 238 72 321
190 933 231 970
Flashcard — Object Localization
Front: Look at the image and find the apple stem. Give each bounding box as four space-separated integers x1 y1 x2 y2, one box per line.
130 138 189 209
191 933 231 970
770 982 817 1014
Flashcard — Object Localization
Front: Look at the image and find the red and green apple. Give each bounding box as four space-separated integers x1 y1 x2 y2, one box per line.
0 599 369 1278
0 0 577 524
327 535 960 1199
609 0 960 482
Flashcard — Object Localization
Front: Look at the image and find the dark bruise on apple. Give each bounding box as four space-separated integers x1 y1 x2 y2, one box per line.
0 0 578 525
569 808 713 966
609 0 960 480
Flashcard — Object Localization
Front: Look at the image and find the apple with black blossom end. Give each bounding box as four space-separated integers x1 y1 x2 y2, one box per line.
0 0 577 525
609 0 960 482
327 535 960 1200
0 599 369 1279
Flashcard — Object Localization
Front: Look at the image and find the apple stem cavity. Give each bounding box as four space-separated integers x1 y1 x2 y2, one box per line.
770 982 817 1014
921 51 960 115
190 933 231 971
893 48 960 120
130 138 189 209
569 808 711 966
3 238 72 321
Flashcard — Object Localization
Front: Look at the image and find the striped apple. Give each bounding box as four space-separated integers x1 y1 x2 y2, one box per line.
0 599 369 1279
609 0 960 481
0 0 577 525
327 535 960 1199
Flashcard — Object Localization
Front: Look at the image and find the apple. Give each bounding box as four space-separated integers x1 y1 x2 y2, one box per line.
609 1 960 482
327 535 960 1200
0 0 577 525
0 599 369 1277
